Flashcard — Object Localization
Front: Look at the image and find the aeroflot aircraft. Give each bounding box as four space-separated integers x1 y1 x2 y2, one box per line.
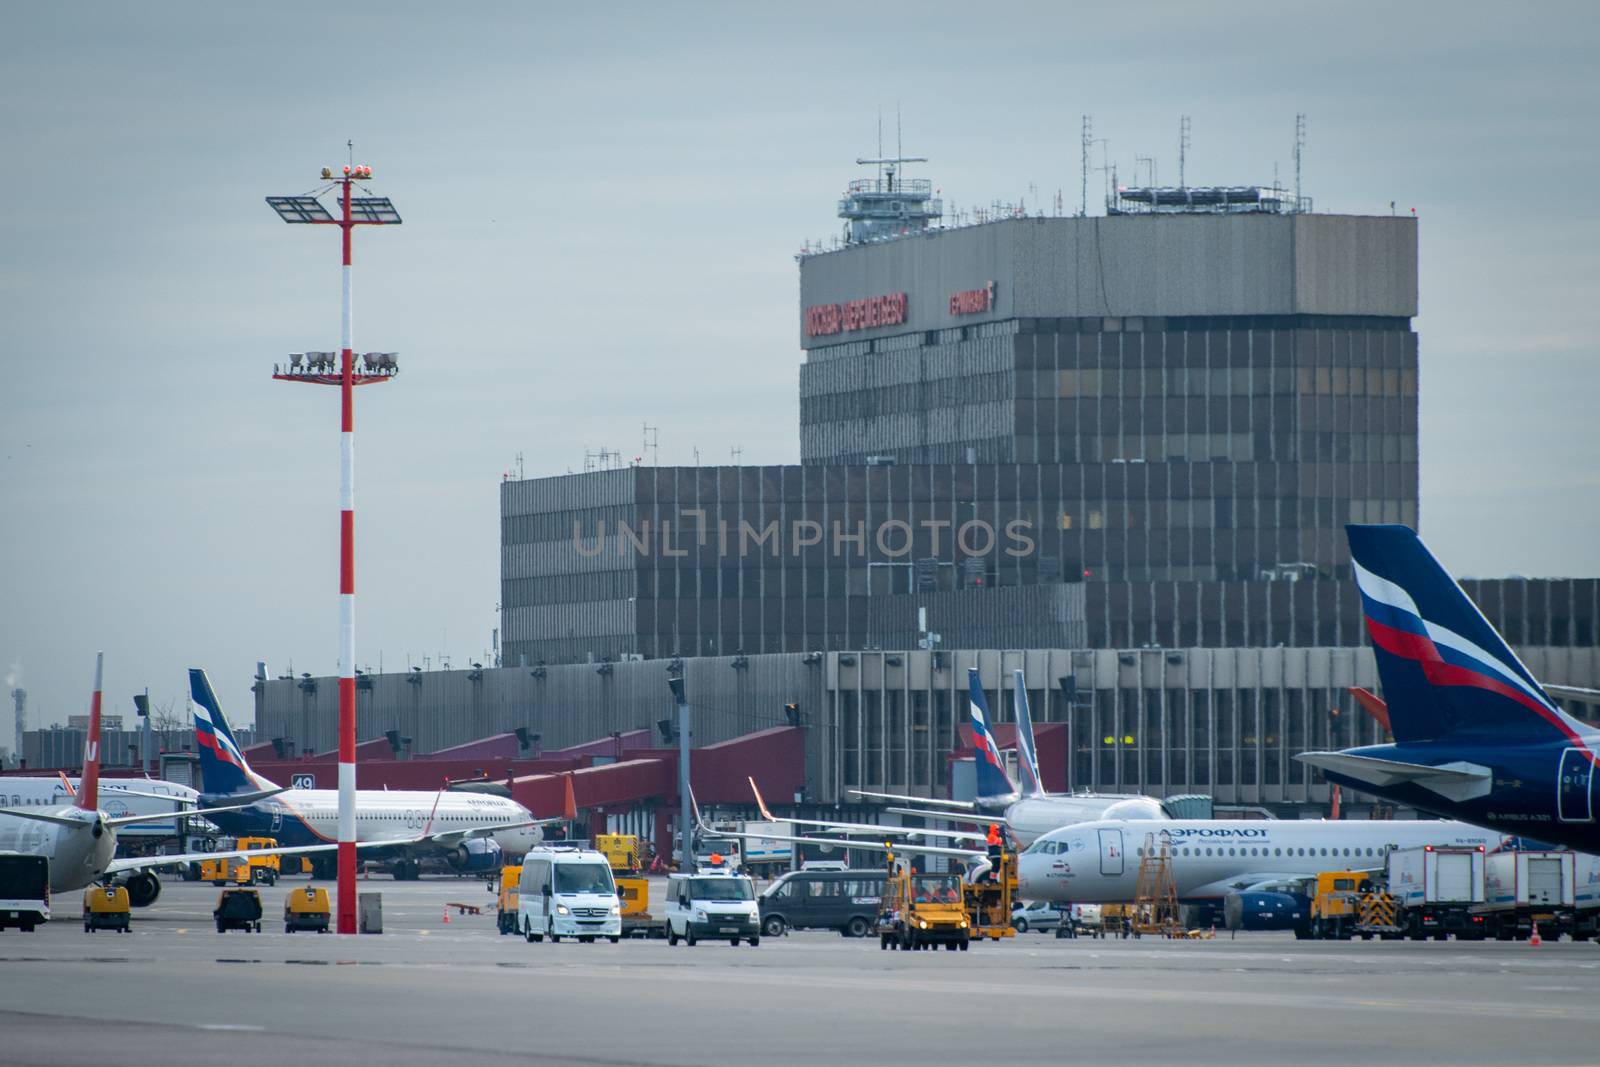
1298 524 1600 852
1018 818 1504 903
191 669 550 877
849 668 1168 846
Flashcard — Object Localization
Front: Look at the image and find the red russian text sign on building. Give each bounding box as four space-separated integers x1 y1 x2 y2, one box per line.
949 281 996 317
804 292 908 337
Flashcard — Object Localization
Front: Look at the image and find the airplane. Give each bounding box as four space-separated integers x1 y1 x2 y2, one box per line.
850 668 1169 845
1017 817 1505 904
0 653 342 902
1297 523 1600 853
0 773 200 836
190 668 553 878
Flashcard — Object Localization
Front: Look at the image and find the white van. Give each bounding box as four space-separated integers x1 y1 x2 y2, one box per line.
666 868 760 946
516 848 621 943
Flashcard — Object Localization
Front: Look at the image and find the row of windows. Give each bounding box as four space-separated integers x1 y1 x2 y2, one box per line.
1044 366 1418 400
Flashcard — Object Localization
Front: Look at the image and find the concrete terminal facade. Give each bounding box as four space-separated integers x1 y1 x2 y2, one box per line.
254 644 1600 814
254 191 1597 820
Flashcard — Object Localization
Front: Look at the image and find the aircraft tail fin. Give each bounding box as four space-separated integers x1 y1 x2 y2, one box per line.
1010 669 1046 798
967 668 1018 801
75 652 104 811
1346 524 1585 745
190 668 274 795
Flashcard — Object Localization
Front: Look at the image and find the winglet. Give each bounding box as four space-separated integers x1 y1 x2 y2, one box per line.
562 773 578 822
76 652 104 811
1349 687 1392 735
747 776 777 821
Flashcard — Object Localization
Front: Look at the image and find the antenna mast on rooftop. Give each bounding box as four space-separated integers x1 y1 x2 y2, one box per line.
1080 115 1091 216
1294 113 1306 212
1179 115 1191 188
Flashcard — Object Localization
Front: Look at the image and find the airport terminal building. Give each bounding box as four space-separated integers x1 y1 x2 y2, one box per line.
251 176 1600 819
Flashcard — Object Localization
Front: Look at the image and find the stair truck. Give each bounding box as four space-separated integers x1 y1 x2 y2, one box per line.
1476 850 1576 941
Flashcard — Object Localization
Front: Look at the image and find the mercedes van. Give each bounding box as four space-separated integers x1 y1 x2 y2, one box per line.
516 848 621 943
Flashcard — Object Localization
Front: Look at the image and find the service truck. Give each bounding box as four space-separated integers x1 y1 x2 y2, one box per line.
1386 845 1488 941
1477 850 1575 941
0 855 50 932
1571 852 1600 941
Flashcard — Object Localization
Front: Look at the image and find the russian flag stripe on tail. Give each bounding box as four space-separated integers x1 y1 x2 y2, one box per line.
967 668 1018 800
1346 524 1588 748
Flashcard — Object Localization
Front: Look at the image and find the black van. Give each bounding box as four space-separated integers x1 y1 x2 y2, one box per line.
758 869 887 937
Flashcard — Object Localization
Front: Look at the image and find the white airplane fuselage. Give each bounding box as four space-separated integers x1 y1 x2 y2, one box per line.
0 808 120 892
205 788 542 857
1003 795 1167 846
1019 819 1505 903
0 778 199 837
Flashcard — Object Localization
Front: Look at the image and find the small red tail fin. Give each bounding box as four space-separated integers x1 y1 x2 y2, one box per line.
76 652 104 811
1349 687 1392 735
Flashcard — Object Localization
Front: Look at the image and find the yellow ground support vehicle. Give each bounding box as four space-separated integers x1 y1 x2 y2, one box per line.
201 837 282 887
598 834 664 938
83 884 131 933
496 865 522 935
1100 904 1134 939
284 885 331 933
879 863 970 951
1308 870 1400 940
964 850 1017 941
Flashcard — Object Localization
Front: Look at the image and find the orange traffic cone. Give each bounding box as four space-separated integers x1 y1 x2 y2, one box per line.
442 906 451 925
1529 921 1541 947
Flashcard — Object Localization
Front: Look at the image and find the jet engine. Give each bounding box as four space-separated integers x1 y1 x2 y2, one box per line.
123 871 161 908
446 837 503 873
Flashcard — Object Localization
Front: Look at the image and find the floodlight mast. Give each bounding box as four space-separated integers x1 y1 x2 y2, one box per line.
268 160 400 935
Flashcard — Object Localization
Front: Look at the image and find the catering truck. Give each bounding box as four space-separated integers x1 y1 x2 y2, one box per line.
1477 850 1575 941
1386 845 1487 941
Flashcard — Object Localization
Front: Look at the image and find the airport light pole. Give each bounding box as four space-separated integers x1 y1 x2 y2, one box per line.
267 157 402 934
668 674 692 869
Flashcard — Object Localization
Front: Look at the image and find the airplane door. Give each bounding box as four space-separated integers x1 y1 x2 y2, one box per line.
1098 829 1124 876
1557 748 1595 823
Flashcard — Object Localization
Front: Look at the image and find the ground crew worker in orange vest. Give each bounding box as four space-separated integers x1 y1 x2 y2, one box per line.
986 823 1004 880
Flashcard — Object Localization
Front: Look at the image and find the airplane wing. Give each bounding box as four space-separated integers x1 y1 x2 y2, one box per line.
882 806 1006 828
418 817 562 847
101 793 285 829
1296 751 1492 803
104 836 404 877
848 789 978 811
0 808 88 827
697 809 983 862
746 778 990 844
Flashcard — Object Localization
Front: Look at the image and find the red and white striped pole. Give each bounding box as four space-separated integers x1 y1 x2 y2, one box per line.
336 175 359 935
267 160 398 935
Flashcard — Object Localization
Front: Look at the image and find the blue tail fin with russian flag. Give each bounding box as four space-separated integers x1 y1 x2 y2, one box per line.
1346 525 1583 745
967 668 1019 800
190 668 274 796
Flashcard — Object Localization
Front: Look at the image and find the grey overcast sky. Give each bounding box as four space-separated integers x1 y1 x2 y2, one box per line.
2 1 1597 736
